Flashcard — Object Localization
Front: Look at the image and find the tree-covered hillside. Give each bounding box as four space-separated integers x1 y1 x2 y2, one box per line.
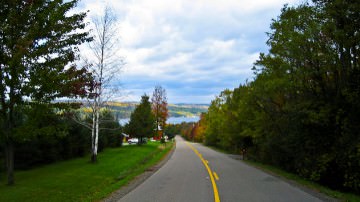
105 102 208 119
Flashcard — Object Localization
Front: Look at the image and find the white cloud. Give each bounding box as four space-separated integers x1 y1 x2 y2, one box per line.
77 0 302 104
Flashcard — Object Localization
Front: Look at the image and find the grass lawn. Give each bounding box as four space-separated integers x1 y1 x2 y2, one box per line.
0 142 173 202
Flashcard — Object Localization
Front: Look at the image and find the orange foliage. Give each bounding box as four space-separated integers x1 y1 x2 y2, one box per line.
181 113 207 143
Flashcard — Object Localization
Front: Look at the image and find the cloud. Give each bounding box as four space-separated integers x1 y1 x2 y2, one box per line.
77 0 301 104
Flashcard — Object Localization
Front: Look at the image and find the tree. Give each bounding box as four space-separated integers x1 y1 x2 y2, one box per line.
97 109 123 149
75 6 123 162
192 113 207 143
151 85 168 139
313 0 360 191
201 1 360 192
252 2 360 186
126 95 155 144
163 123 180 140
0 0 91 185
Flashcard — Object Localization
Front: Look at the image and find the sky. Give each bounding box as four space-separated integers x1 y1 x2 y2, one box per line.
76 0 301 104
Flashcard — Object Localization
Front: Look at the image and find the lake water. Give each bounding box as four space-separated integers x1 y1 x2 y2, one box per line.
119 116 199 126
167 116 200 124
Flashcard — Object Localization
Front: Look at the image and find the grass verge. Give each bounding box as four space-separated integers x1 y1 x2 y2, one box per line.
244 160 360 202
0 142 174 202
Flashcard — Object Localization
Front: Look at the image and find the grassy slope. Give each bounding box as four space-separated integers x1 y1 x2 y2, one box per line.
0 142 173 202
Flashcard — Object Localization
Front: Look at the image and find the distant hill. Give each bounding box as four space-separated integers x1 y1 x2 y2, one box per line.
167 103 208 117
106 102 208 119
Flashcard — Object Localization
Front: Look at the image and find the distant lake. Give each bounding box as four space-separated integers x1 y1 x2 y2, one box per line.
167 116 200 124
119 116 199 126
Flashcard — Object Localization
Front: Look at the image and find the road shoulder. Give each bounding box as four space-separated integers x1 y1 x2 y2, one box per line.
226 154 338 202
102 143 176 202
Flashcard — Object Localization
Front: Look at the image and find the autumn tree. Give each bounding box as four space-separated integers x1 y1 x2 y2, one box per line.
0 0 91 185
193 113 207 142
151 85 168 139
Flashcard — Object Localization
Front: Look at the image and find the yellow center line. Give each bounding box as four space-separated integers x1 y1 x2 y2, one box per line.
213 172 219 181
186 142 220 202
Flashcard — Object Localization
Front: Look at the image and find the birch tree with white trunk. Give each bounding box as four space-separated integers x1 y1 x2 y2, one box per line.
77 7 123 163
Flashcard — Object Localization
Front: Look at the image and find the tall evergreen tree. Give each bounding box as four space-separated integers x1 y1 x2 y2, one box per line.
0 0 91 185
127 95 155 144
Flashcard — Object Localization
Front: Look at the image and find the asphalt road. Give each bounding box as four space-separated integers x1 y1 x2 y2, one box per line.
119 136 328 202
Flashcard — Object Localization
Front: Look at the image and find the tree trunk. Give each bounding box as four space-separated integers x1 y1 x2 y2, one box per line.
94 108 99 161
5 141 14 185
91 128 97 163
91 151 97 162
91 95 100 163
5 101 15 185
91 101 96 163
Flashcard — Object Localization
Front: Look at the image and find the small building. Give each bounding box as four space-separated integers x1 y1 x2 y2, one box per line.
122 133 129 143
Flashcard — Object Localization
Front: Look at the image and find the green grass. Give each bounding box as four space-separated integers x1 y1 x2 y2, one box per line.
244 160 360 202
0 142 173 202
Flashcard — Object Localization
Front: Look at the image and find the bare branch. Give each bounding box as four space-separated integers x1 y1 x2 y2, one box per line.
80 5 125 162
69 111 93 130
